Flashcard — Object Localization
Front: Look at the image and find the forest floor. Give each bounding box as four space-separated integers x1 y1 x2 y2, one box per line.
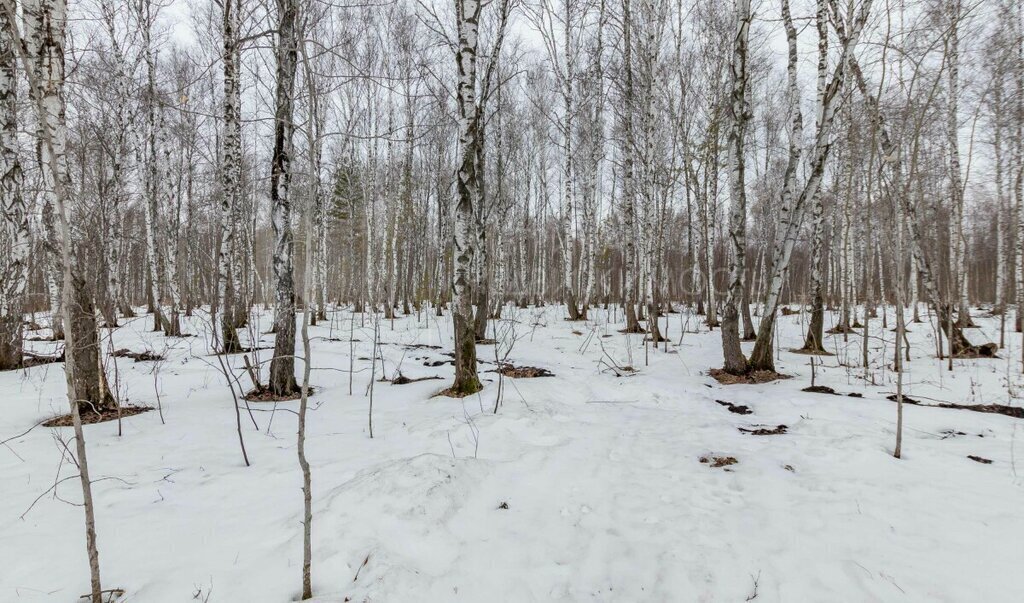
1 304 1022 602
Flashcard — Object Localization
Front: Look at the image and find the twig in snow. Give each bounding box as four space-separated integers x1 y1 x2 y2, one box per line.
353 553 370 582
745 570 761 601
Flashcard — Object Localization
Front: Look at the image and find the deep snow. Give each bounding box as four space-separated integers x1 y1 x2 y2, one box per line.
1 304 1022 602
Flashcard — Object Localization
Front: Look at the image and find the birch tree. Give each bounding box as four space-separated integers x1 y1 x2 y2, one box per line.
269 0 300 396
451 0 486 395
719 0 752 375
747 0 872 372
619 0 642 334
946 0 973 327
15 0 111 598
218 0 242 353
0 2 27 370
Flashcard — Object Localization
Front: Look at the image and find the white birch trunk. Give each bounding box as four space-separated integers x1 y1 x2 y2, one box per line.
720 0 752 374
0 5 28 369
451 0 484 394
218 0 242 352
269 0 299 396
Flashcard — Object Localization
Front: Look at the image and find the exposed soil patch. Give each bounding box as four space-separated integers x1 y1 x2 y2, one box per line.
739 424 788 436
217 346 273 356
423 359 453 367
715 400 753 415
112 348 164 362
802 385 837 395
886 394 1024 419
780 307 800 316
403 344 442 350
709 368 790 385
953 343 999 358
475 338 497 345
391 373 443 385
43 405 153 427
968 455 993 464
941 403 1023 419
496 364 554 378
243 386 314 402
887 394 922 404
700 455 738 469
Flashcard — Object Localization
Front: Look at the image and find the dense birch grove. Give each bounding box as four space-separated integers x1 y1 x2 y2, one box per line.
2 0 1023 599
4 0 1021 371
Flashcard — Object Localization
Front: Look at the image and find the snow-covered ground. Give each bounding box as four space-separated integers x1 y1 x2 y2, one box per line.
2 304 1022 602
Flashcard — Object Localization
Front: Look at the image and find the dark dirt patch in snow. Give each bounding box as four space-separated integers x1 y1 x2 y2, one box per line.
495 364 555 378
739 424 788 436
887 394 923 405
709 369 790 385
215 346 273 356
802 385 837 395
953 343 999 358
112 348 164 362
43 405 153 427
391 373 443 385
886 395 1024 419
715 400 753 415
700 455 738 469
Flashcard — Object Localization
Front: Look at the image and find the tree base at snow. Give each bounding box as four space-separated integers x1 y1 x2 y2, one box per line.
244 386 313 402
435 385 484 399
709 368 790 385
790 347 833 356
43 405 152 428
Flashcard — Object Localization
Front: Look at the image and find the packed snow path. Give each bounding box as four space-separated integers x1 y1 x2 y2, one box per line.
2 305 1022 601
